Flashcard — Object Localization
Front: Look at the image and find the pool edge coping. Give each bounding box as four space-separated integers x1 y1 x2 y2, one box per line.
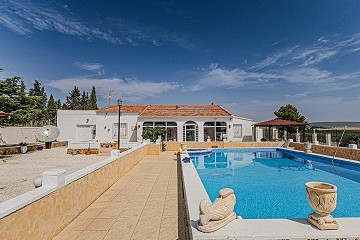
180 148 360 239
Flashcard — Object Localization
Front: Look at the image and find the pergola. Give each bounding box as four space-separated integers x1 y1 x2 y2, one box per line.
253 118 306 142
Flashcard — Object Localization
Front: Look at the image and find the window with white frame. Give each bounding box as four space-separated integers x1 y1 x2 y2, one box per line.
113 123 128 139
233 124 242 138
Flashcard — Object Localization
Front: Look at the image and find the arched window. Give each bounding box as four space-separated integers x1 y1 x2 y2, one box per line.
183 121 198 142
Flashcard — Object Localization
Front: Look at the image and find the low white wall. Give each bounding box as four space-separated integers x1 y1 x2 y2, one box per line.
68 139 100 149
0 127 40 145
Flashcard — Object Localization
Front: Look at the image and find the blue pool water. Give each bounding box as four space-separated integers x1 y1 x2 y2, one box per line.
190 148 360 219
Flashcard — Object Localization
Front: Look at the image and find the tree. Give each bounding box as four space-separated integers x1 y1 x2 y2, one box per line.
55 99 62 109
142 127 167 143
64 86 81 109
80 91 89 109
28 80 47 110
274 104 306 123
88 86 98 110
47 94 56 110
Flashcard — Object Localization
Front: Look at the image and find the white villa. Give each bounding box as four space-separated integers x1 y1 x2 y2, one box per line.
57 104 254 143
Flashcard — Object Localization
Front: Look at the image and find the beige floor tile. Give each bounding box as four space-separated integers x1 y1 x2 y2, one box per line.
160 215 178 229
63 217 94 231
103 229 133 240
158 227 178 240
86 218 116 231
52 230 82 240
130 226 159 240
76 230 107 240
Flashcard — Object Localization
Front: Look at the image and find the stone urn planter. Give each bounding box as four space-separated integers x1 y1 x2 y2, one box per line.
305 182 338 230
180 143 187 154
304 142 312 153
19 142 28 154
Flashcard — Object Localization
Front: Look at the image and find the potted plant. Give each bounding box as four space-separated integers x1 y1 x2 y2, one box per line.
19 142 28 154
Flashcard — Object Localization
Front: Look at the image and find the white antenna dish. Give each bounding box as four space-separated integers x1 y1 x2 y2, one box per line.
36 125 60 142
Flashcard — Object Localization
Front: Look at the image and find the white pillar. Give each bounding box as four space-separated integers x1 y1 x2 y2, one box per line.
296 133 301 142
349 144 357 149
325 134 332 146
42 169 66 188
312 129 319 145
283 129 287 140
111 149 121 159
256 127 261 142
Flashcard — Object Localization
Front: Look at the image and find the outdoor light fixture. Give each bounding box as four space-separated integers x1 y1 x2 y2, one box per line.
117 99 122 150
118 99 122 150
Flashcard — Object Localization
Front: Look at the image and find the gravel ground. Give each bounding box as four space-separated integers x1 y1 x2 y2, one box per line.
0 147 110 202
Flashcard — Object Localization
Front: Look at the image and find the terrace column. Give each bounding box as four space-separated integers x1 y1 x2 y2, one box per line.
296 129 301 142
325 134 332 146
256 127 261 142
283 129 288 140
312 129 319 145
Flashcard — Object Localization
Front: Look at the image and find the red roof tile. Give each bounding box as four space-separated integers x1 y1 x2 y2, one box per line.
97 104 232 117
253 118 306 127
96 105 148 113
139 104 232 117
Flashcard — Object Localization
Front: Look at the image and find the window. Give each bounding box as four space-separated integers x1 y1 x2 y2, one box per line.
233 124 242 138
113 123 128 139
204 121 227 142
142 121 177 141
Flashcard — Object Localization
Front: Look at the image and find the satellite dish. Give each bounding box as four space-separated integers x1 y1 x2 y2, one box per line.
36 125 60 149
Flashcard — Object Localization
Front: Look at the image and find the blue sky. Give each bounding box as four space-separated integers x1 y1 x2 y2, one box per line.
1 0 360 122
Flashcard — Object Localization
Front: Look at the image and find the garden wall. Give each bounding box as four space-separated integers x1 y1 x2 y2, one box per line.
0 144 148 240
289 142 360 161
163 141 279 151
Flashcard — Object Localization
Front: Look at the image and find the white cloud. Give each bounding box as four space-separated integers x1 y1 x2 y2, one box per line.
197 64 278 89
0 1 193 49
46 77 180 102
73 62 104 75
251 46 298 70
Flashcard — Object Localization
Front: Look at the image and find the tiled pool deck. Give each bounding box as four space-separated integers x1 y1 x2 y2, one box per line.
53 151 187 240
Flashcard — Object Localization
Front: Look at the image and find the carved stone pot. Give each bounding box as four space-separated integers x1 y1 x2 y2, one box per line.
304 142 312 153
180 143 187 154
305 182 338 230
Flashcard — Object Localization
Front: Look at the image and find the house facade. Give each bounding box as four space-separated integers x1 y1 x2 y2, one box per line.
57 104 254 143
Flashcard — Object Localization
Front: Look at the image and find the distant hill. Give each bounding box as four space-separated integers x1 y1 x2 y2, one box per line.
309 122 360 128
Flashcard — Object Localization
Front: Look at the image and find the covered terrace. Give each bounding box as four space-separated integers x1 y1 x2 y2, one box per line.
253 118 306 142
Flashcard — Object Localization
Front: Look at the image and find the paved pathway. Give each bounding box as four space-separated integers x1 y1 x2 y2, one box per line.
53 151 185 240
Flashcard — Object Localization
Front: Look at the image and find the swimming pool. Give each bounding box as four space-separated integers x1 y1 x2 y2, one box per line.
190 148 360 219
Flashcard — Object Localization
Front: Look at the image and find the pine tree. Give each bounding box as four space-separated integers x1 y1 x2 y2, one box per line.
56 99 62 109
28 80 47 110
88 86 98 110
47 94 56 110
65 86 81 109
80 91 89 110
29 80 42 96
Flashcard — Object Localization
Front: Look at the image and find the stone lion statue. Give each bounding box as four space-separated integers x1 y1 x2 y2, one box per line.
197 188 236 233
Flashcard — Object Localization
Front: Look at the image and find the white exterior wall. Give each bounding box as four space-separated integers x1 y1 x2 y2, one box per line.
137 117 232 142
95 112 138 143
57 110 255 143
57 110 96 141
230 117 254 142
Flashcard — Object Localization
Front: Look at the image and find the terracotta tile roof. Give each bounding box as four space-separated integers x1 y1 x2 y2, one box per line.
139 104 232 117
97 104 232 117
253 118 306 127
96 105 148 113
